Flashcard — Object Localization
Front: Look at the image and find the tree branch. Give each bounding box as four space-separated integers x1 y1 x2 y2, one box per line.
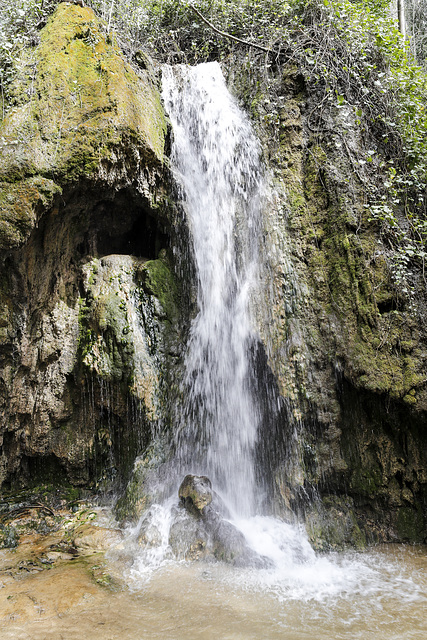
187 3 273 55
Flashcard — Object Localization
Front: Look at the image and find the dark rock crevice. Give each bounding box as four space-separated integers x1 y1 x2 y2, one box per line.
0 177 178 490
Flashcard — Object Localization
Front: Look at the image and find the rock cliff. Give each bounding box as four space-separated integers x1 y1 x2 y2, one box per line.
0 3 179 490
0 2 426 546
227 57 427 544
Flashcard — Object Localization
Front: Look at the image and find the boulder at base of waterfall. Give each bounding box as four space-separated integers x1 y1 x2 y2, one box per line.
175 475 273 568
137 514 163 548
168 507 209 561
178 474 213 514
208 517 272 568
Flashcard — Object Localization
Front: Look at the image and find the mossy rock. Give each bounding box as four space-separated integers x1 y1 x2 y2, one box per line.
0 177 61 249
138 255 180 323
394 506 425 543
0 524 19 549
305 496 366 551
0 3 166 185
349 465 383 498
115 441 168 523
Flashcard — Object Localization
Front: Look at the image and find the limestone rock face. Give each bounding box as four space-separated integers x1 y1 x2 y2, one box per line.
228 60 427 543
178 474 213 513
0 3 178 490
0 3 166 202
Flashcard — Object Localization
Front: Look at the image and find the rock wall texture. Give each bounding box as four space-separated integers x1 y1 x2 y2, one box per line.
0 3 426 547
0 3 180 490
227 59 427 545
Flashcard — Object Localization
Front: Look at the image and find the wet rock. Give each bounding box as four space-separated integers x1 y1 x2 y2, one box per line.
137 512 163 548
175 476 272 568
305 496 366 551
115 441 171 524
178 475 213 514
168 508 209 561
0 524 19 549
0 2 172 492
72 524 123 555
208 516 272 569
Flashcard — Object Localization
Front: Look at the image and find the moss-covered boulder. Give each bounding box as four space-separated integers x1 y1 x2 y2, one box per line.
0 2 167 249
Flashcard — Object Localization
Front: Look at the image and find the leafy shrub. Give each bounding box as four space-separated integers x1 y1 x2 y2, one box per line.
1 0 427 293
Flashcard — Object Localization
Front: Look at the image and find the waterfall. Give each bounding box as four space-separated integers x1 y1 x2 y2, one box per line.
124 62 317 577
114 69 425 625
162 63 264 516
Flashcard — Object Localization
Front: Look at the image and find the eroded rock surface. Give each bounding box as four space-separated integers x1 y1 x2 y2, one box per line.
0 3 179 490
227 58 427 545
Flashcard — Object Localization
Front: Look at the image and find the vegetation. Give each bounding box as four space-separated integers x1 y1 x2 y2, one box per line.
405 0 427 65
1 0 427 291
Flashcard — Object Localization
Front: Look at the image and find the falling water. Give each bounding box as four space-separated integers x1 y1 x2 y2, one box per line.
116 66 427 633
162 62 264 516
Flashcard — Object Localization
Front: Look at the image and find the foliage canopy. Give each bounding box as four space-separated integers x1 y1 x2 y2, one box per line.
1 0 427 291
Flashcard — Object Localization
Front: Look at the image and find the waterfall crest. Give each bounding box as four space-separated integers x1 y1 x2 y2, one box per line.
162 62 264 516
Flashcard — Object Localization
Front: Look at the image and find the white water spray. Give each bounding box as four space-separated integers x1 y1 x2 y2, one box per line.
121 66 427 620
162 62 263 516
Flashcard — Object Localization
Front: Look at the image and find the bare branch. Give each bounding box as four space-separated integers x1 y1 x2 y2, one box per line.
187 2 273 55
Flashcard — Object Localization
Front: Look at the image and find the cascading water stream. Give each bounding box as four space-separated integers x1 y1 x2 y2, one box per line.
118 65 427 623
125 61 318 576
162 62 264 516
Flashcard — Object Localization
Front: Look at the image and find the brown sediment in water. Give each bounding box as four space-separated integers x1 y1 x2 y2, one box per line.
1 514 427 640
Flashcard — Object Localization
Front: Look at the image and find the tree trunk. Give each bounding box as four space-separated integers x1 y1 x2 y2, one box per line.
397 0 406 37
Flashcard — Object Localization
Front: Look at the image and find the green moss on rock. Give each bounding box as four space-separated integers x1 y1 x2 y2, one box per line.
115 441 167 523
394 506 425 543
0 524 19 549
350 465 382 497
0 177 61 249
305 496 367 551
139 255 179 323
0 3 166 185
76 254 179 428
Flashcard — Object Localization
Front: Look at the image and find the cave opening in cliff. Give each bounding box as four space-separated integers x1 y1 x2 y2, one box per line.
93 203 168 261
74 189 170 262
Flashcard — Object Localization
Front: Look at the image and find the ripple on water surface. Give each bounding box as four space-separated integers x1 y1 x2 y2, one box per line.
113 510 427 639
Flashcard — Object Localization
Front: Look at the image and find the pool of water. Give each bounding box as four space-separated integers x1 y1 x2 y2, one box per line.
1 539 425 639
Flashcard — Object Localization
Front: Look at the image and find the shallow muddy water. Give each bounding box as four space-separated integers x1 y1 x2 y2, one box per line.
1 536 426 640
